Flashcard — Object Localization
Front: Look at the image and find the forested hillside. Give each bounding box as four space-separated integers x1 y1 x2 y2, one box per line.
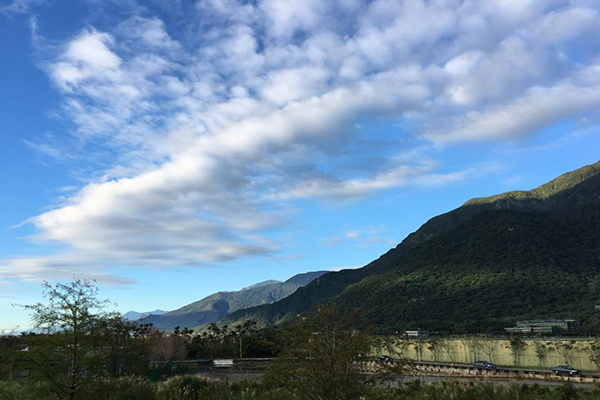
222 161 600 333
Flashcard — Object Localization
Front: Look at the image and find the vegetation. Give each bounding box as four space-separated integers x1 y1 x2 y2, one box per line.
222 161 600 334
3 378 600 400
12 280 152 399
265 305 378 400
4 161 600 398
187 320 280 359
6 281 600 399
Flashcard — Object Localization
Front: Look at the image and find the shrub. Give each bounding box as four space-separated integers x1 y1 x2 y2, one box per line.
82 376 158 400
0 380 58 400
228 380 294 400
156 375 226 400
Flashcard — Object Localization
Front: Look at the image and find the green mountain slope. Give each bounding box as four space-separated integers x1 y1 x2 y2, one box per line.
141 271 326 331
221 161 600 333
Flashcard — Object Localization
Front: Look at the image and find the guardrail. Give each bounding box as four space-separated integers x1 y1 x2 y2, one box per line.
149 358 600 383
360 359 600 383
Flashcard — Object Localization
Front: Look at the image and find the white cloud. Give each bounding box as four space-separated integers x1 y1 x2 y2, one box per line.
529 7 599 43
52 30 122 90
0 254 135 286
118 17 181 51
430 68 600 143
260 0 327 38
6 0 600 283
262 66 330 105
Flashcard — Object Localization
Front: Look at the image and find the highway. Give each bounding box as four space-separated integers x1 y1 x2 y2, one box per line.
152 358 600 386
408 360 600 379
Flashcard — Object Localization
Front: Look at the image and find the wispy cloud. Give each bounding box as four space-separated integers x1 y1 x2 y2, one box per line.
4 0 600 283
321 226 395 250
1 0 45 15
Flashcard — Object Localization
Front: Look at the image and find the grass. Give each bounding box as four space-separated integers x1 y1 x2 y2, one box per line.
2 376 600 400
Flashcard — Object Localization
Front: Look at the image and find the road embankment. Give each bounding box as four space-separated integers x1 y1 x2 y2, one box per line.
360 359 600 384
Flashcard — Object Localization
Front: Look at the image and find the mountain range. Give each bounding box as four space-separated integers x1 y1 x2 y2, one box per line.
122 310 166 321
140 271 327 331
219 161 600 334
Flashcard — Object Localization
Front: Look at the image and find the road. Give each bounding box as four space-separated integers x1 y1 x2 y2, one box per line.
408 360 600 379
155 358 600 387
386 375 599 389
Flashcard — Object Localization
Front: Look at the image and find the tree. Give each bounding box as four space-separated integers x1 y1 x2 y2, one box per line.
147 325 191 362
468 337 483 363
187 320 265 359
481 339 496 363
440 340 456 364
232 319 257 358
507 337 526 365
533 341 548 367
553 341 575 365
0 333 23 381
266 306 374 400
426 338 441 362
588 341 600 371
241 325 282 358
188 323 232 359
17 280 134 400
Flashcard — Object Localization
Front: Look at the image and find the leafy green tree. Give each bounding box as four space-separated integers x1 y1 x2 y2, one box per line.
0 333 23 381
187 323 231 359
16 280 140 400
232 319 257 358
187 320 267 359
101 315 154 376
266 306 374 400
147 325 192 363
241 325 281 358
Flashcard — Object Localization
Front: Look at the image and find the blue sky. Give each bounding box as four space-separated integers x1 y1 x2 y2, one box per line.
1 0 600 331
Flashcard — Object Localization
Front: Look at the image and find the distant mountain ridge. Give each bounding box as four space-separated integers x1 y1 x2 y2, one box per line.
141 271 327 331
220 161 600 333
122 310 166 321
241 280 282 290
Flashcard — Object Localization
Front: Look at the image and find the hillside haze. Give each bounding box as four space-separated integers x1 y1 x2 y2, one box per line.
221 161 600 333
141 271 326 331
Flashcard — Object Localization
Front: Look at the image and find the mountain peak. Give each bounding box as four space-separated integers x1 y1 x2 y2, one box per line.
241 280 282 291
122 310 166 321
464 160 600 207
140 271 327 331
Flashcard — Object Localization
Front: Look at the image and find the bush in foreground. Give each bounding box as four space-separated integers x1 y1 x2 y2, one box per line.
4 376 600 400
82 376 157 400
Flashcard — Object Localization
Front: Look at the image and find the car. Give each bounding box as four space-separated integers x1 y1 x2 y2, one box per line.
551 365 581 375
473 361 496 370
378 355 394 363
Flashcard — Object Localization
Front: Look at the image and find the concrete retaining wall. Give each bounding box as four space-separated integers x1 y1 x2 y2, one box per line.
373 337 600 372
359 360 600 383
